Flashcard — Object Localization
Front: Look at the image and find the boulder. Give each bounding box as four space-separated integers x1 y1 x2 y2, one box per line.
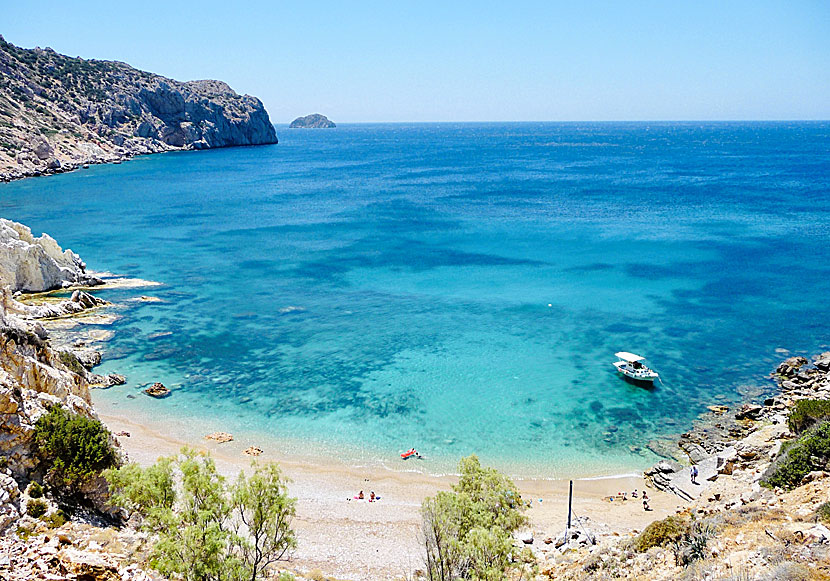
75 349 102 369
143 382 170 398
801 471 829 484
776 356 808 378
735 404 763 420
681 442 709 464
29 136 54 160
106 373 126 385
814 352 830 371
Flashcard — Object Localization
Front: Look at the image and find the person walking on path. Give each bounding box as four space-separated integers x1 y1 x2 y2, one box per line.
690 465 699 485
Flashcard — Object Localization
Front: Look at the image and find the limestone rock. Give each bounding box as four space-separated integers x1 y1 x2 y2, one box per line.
243 446 263 456
105 373 126 386
289 113 336 128
0 220 103 292
775 356 808 378
1 287 107 320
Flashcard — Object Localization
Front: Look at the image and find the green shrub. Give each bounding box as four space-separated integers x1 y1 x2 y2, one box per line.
788 399 830 434
59 351 85 375
672 522 717 566
278 573 296 581
26 498 48 518
633 516 689 552
27 482 43 498
33 405 118 490
817 502 830 524
762 421 830 490
42 510 68 528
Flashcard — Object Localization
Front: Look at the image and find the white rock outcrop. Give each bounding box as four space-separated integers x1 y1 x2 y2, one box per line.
0 219 102 292
0 302 97 479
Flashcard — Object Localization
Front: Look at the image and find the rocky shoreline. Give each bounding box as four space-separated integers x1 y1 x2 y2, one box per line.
644 352 830 501
541 351 830 579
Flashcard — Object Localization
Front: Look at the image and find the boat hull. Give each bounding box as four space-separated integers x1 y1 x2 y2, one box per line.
616 371 657 387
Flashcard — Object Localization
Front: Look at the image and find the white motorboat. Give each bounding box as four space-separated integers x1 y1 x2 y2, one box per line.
613 352 659 384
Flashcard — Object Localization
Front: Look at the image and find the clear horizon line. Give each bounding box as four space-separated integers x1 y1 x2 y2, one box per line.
275 118 829 125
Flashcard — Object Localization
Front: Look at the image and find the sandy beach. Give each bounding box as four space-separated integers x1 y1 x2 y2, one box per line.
99 411 686 580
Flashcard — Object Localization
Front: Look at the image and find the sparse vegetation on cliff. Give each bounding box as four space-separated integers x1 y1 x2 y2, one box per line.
33 404 118 490
762 421 830 490
632 515 687 552
788 398 830 434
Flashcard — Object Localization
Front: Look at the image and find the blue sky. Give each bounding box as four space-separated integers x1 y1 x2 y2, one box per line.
4 1 828 122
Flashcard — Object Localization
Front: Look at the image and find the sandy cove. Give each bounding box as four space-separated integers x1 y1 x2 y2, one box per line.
98 411 686 581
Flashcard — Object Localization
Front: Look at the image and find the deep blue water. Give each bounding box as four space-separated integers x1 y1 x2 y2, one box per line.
2 122 829 477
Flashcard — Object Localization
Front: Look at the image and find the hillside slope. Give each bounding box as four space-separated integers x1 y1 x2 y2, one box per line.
0 35 277 181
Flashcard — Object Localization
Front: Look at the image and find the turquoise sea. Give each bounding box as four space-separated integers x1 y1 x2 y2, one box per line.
2 122 829 477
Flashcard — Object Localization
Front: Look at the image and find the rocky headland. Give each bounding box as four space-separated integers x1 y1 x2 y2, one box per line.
0 35 278 182
289 113 335 128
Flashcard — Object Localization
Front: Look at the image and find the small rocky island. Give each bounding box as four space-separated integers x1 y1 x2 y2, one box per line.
289 113 336 128
0 35 278 182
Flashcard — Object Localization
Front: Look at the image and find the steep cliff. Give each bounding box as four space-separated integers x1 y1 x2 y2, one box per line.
0 35 278 181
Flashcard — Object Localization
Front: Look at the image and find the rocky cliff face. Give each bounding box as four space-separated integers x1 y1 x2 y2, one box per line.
289 113 335 128
0 304 96 481
0 35 278 181
0 219 102 292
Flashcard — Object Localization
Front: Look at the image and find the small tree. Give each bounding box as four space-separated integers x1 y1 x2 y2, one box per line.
232 462 297 581
33 405 118 491
105 448 296 581
420 455 531 581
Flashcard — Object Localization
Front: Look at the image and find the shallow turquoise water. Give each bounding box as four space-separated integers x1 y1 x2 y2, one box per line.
2 122 829 477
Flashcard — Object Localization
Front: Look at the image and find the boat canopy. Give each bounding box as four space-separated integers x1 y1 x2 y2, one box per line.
615 352 646 363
